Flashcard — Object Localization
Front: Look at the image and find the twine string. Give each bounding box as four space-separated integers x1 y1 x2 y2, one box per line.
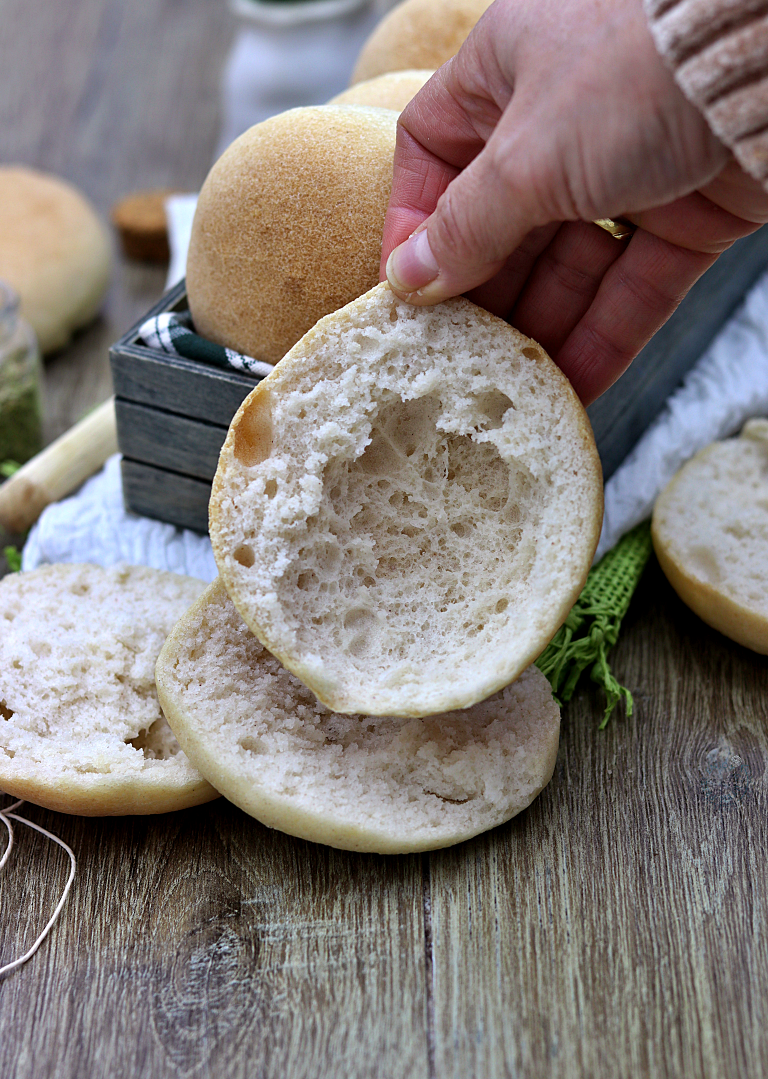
0 798 76 978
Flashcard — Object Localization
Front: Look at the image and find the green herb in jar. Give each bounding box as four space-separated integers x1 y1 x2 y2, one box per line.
0 281 42 466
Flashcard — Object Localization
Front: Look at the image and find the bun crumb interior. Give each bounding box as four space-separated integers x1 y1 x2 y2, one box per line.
156 580 560 854
0 564 218 815
210 284 603 718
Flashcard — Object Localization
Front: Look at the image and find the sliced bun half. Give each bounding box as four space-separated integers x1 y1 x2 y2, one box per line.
351 0 492 84
652 418 768 652
0 564 218 815
186 106 397 364
210 283 603 718
156 580 560 854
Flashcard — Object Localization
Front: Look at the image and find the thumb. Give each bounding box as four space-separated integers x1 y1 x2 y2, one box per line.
386 132 542 304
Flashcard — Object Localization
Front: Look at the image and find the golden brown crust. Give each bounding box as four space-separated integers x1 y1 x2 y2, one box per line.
328 69 433 111
186 106 397 364
351 0 493 84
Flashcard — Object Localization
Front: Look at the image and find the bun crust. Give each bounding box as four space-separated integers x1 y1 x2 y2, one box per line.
156 580 560 854
329 70 433 112
0 166 111 354
210 283 603 718
0 564 218 815
351 0 493 84
186 106 397 364
652 419 768 653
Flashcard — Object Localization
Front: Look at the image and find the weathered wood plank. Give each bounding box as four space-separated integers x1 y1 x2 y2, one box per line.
120 459 211 534
428 559 768 1079
0 802 430 1079
115 400 226 482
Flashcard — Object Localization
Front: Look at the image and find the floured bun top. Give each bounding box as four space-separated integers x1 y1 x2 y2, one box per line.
329 70 433 112
351 0 492 84
0 564 218 815
186 106 398 365
652 418 768 653
156 580 560 854
210 284 603 718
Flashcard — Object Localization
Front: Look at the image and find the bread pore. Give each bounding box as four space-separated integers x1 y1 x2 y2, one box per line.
210 284 603 717
186 106 397 364
156 580 560 854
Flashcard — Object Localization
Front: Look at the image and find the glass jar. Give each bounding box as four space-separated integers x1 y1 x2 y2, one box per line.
0 280 43 467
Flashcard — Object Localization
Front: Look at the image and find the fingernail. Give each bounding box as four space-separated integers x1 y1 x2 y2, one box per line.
386 229 440 298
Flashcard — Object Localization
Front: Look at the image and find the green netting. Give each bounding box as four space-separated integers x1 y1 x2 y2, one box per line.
535 520 653 727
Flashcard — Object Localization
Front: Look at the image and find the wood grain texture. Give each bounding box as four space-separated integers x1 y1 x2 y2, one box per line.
4 0 768 1076
0 804 429 1079
120 458 212 534
0 0 233 442
428 559 768 1079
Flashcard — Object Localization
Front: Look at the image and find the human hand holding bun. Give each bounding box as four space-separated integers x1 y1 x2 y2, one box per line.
381 0 768 404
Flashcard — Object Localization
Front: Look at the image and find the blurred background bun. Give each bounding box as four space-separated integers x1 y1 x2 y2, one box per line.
0 166 111 355
329 68 433 111
350 0 493 84
186 105 398 364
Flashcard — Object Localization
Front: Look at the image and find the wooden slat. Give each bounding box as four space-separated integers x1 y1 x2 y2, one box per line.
120 458 212 534
111 344 256 427
0 803 430 1079
427 559 768 1079
115 401 226 482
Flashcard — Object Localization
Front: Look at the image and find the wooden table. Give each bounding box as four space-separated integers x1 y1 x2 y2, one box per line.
2 2 768 1076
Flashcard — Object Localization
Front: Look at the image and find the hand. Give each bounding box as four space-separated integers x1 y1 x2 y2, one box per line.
380 0 768 403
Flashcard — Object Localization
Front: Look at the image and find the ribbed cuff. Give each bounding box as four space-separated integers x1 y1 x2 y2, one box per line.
645 0 768 181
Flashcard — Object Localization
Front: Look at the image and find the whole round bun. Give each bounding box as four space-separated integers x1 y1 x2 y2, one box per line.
652 418 768 653
0 166 111 354
351 0 492 84
156 580 560 854
0 563 218 815
329 70 433 112
210 283 603 718
186 106 398 365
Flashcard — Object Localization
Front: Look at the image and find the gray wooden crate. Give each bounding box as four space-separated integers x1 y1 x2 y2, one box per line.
110 230 768 533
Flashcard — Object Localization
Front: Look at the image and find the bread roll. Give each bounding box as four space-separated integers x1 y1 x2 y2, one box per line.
186 106 398 365
0 564 218 815
0 166 111 354
329 69 433 112
652 419 768 652
210 283 603 718
156 579 560 853
351 0 492 84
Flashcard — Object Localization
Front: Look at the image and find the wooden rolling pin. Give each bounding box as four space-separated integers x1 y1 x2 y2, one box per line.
0 398 117 534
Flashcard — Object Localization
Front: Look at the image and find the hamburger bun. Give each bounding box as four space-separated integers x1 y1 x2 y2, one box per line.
186 106 398 365
0 563 218 815
329 69 433 112
156 579 560 854
0 166 111 354
652 418 768 653
209 283 603 718
351 0 492 84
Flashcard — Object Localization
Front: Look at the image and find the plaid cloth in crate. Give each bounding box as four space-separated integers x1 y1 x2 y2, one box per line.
139 312 274 378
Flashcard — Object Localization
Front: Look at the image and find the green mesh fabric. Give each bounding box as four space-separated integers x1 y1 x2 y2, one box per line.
535 520 653 727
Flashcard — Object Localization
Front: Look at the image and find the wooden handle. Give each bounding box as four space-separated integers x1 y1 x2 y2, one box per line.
0 398 118 534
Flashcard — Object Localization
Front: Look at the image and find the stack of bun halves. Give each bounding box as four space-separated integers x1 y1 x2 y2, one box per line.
0 0 605 853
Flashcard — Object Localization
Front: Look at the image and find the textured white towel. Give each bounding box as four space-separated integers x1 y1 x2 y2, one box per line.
22 456 217 581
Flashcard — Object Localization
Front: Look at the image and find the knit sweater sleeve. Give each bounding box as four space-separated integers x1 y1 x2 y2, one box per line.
645 0 768 182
